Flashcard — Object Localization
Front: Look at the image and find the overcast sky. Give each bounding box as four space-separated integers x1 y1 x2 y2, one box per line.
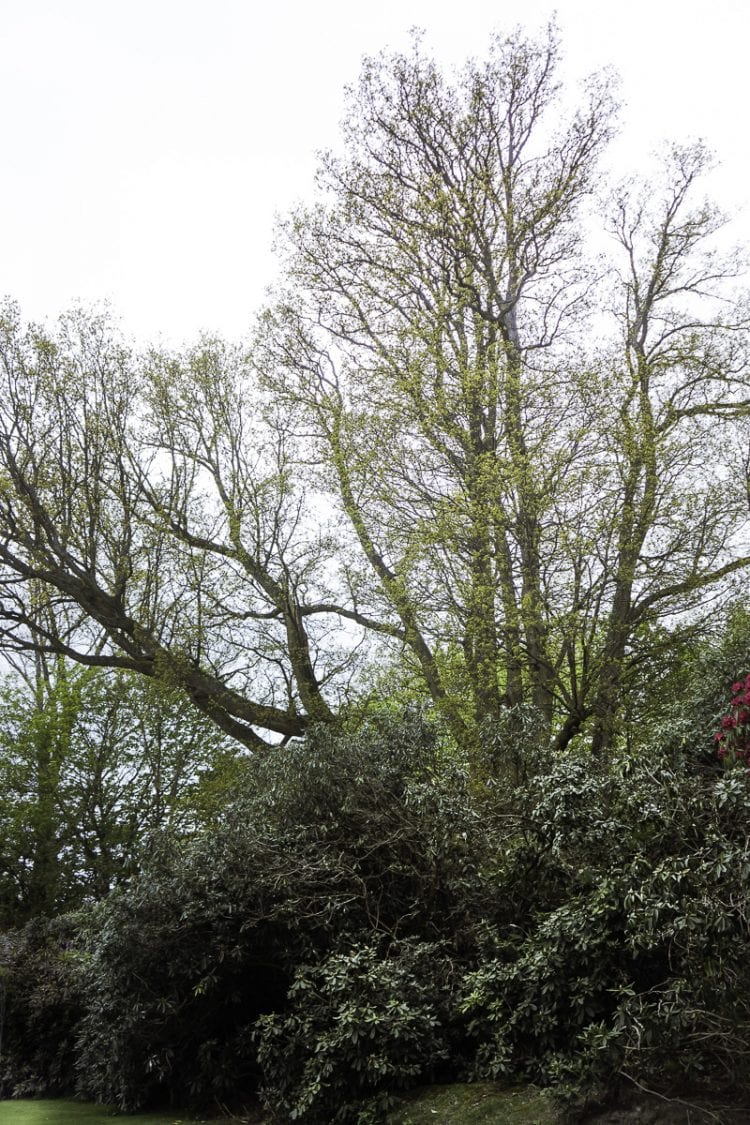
1 0 748 346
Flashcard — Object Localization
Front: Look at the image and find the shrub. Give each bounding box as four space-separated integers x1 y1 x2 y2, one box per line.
255 940 454 1123
10 709 750 1118
73 713 499 1112
459 751 750 1107
632 602 750 767
0 914 83 1098
73 864 282 1111
714 671 750 766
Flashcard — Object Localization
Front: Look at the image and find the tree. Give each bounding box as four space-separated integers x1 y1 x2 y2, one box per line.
259 27 750 760
0 309 347 751
0 654 236 926
0 27 748 764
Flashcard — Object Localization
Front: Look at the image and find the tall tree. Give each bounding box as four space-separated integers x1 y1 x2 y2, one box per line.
0 28 748 763
259 28 750 760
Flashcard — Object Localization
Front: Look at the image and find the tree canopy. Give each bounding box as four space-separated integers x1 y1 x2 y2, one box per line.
0 25 748 763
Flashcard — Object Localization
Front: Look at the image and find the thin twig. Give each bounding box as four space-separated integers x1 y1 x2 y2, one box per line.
620 1069 733 1123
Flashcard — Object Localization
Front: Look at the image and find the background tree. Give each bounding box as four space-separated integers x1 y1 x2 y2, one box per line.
0 309 358 751
0 657 236 927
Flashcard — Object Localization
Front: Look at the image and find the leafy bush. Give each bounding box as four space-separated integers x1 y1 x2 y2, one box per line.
73 863 282 1111
73 713 498 1112
632 602 750 767
714 671 750 766
460 751 750 1107
0 915 83 1098
255 940 454 1123
8 709 750 1119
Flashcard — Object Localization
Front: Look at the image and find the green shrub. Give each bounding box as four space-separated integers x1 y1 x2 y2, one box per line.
73 714 498 1112
459 752 750 1106
0 915 83 1098
255 940 454 1123
631 602 750 766
10 710 750 1119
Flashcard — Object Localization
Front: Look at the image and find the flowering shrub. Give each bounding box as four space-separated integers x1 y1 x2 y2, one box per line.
714 672 750 767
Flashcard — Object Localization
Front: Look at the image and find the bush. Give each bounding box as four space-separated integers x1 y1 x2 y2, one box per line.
0 914 83 1098
255 940 454 1123
459 751 750 1107
73 863 284 1111
9 710 750 1119
73 713 499 1112
632 602 750 767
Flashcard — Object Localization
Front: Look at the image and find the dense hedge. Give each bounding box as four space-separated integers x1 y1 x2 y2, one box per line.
0 914 82 1098
461 753 750 1107
73 713 501 1113
2 712 750 1120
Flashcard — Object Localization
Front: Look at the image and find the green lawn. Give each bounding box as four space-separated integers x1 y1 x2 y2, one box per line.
0 1101 220 1124
0 1087 560 1125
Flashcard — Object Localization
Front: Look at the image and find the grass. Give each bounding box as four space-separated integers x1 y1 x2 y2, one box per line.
385 1083 560 1124
0 1101 220 1124
1 1086 561 1125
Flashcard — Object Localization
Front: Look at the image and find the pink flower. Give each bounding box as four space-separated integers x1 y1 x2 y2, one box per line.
712 679 750 771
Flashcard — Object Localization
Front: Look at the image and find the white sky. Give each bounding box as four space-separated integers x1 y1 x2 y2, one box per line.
0 0 748 347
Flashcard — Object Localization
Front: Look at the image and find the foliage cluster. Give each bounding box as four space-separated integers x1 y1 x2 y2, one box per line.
633 605 750 764
0 914 82 1098
2 702 750 1121
460 753 750 1107
1 715 496 1116
0 666 239 928
715 671 750 766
